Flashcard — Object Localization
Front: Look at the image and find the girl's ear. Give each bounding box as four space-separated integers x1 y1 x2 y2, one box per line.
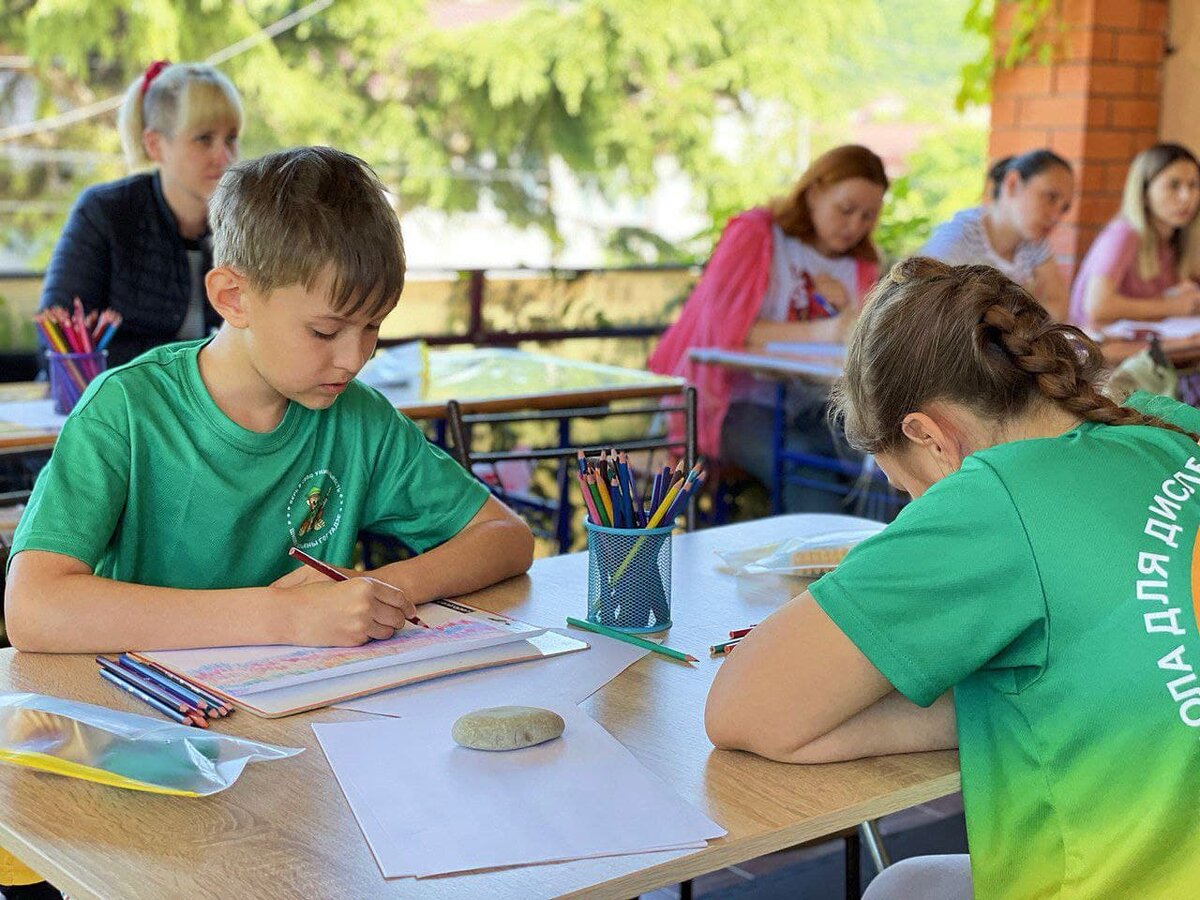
1001 167 1022 199
206 267 249 327
142 129 163 164
901 410 967 472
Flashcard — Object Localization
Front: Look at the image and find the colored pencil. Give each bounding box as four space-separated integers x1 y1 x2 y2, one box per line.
97 656 202 721
585 474 609 526
709 638 742 654
130 656 232 714
117 654 221 717
729 625 757 639
578 473 603 525
594 473 614 526
566 616 698 663
99 668 201 726
287 546 428 629
610 475 625 528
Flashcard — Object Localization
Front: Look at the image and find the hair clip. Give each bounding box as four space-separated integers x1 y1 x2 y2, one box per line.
140 59 172 97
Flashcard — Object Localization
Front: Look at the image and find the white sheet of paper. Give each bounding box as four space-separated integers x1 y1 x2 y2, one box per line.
335 628 647 719
313 700 725 878
0 399 65 431
1104 316 1200 340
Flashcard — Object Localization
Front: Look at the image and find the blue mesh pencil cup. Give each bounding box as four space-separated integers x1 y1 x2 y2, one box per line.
585 520 673 633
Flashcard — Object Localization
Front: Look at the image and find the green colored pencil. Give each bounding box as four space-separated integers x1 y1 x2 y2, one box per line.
566 616 698 663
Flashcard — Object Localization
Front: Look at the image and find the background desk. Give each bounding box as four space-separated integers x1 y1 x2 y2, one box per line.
0 516 959 900
0 348 685 451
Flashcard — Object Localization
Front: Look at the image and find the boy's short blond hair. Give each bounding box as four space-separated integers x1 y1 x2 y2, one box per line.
209 146 406 318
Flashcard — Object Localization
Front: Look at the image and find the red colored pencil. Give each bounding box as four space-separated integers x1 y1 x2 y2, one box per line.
728 625 757 639
287 546 428 629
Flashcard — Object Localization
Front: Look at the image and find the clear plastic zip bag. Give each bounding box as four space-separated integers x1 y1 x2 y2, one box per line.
715 523 884 576
0 692 301 797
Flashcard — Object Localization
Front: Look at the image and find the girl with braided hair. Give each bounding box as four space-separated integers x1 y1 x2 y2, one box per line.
707 258 1200 899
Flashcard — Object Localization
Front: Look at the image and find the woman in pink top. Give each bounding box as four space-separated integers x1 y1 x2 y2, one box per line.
648 145 886 511
1070 143 1200 328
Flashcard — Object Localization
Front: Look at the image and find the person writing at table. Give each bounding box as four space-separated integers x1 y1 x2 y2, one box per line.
38 61 242 367
648 144 887 511
922 148 1074 321
6 146 533 657
706 257 1200 899
1069 142 1200 329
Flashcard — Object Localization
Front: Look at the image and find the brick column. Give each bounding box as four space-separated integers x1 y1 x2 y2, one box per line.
988 0 1169 275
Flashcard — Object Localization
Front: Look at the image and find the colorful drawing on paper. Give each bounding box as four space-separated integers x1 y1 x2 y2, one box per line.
186 617 515 694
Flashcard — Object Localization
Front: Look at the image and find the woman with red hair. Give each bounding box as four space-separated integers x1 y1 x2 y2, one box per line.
649 145 888 512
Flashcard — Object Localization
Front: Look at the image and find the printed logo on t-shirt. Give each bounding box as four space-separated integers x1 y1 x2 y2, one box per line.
287 469 345 550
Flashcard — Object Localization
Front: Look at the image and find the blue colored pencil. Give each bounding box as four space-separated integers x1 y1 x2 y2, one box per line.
124 655 232 715
811 291 837 317
117 654 219 717
99 667 196 726
610 474 626 528
616 455 640 527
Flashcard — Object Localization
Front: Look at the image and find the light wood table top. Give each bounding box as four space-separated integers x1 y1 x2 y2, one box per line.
687 346 843 384
0 516 959 899
0 348 684 451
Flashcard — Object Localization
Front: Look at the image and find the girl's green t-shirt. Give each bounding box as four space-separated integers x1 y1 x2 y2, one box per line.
811 393 1200 899
11 339 489 588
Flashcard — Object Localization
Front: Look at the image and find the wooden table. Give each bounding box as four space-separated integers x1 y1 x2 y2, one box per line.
0 516 959 900
0 348 685 451
687 345 843 384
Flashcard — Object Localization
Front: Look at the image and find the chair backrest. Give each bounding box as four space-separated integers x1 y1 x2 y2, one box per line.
445 386 697 552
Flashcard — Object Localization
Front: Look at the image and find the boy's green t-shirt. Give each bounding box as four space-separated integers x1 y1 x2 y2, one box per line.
10 340 490 588
810 392 1200 900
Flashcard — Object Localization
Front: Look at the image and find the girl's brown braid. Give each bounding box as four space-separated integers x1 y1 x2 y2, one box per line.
981 301 1200 442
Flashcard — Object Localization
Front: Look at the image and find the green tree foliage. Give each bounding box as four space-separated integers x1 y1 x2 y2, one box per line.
2 0 882 259
874 121 988 262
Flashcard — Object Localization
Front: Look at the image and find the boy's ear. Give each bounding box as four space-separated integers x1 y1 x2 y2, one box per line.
206 266 250 327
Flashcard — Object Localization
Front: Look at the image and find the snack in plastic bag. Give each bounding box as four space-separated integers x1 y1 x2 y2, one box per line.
715 524 885 576
0 692 301 796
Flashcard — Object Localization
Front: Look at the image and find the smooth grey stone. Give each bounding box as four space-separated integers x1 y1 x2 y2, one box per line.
451 705 565 751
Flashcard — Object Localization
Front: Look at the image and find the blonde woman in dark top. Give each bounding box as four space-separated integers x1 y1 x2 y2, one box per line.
38 62 242 366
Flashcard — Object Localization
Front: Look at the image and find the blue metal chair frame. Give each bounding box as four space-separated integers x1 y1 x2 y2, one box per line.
769 382 904 519
446 386 698 553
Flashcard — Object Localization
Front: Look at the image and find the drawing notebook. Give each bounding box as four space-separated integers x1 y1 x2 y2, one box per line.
133 599 582 718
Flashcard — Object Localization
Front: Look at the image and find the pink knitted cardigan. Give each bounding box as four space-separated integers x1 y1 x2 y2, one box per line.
648 208 878 458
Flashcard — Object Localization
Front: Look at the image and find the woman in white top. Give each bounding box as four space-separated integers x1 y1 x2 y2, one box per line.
649 145 888 513
922 149 1074 320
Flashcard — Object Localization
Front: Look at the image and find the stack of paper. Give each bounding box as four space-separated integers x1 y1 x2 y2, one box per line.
336 627 647 719
1103 316 1200 340
313 700 725 878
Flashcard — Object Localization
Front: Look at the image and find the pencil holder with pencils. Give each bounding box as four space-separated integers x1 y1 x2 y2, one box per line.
47 349 107 415
36 300 122 416
585 521 673 633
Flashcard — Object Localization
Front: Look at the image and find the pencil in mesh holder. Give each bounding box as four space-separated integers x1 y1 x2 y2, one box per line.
585 521 672 633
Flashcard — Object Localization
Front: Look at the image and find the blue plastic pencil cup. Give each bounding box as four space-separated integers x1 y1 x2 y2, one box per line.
46 350 107 416
585 521 673 633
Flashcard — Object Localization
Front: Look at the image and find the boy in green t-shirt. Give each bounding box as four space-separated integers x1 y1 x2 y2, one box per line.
4 146 534 653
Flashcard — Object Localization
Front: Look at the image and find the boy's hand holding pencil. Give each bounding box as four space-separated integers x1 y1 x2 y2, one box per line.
274 547 427 646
